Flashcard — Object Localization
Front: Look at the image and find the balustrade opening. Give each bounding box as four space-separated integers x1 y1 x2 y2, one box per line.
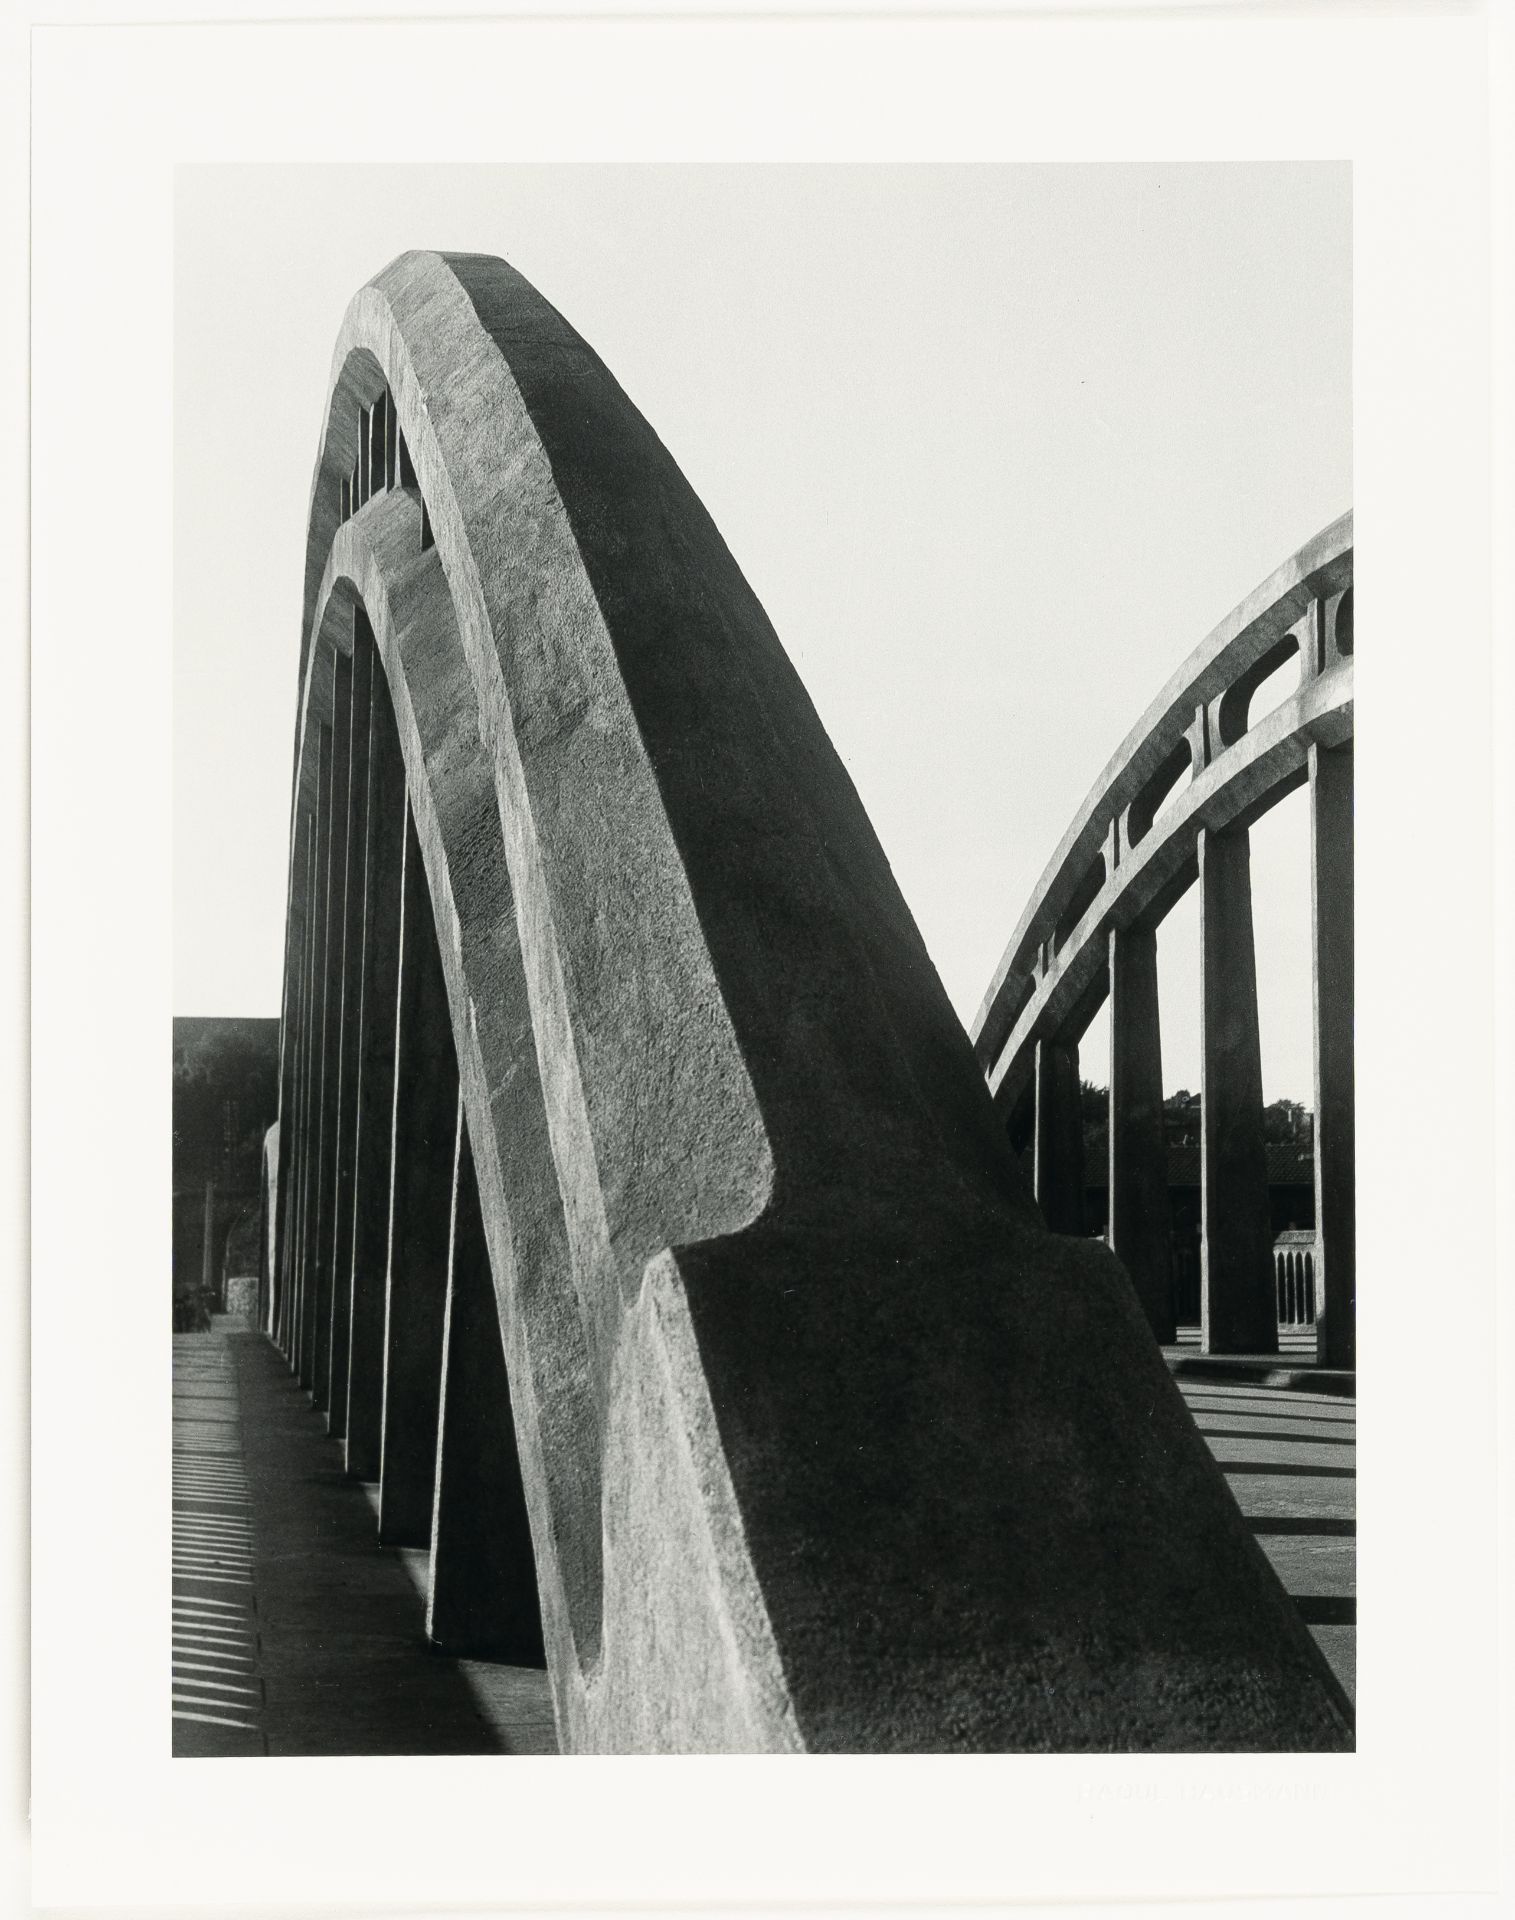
1243 637 1304 733
1127 739 1193 848
338 385 431 556
1053 852 1106 954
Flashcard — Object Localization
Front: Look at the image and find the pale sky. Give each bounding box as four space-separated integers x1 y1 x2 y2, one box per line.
174 163 1350 1099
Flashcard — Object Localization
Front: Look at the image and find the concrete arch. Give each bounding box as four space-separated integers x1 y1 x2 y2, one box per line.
973 514 1353 1102
270 252 1353 1751
971 517 1354 1364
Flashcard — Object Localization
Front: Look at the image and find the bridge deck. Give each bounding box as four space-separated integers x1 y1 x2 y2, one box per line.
171 1322 558 1757
1170 1369 1355 1703
172 1322 1353 1755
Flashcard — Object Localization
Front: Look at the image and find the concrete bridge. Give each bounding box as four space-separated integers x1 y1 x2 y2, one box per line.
227 251 1353 1755
972 514 1354 1367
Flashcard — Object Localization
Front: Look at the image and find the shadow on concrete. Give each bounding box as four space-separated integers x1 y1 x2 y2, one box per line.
1192 1424 1355 1447
1215 1460 1355 1479
221 1328 557 1757
1250 1517 1355 1538
1178 1374 1355 1704
1292 1597 1357 1627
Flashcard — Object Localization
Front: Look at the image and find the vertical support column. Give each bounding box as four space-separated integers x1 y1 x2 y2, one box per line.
377 806 458 1547
293 815 320 1360
260 1125 278 1336
1107 922 1175 1342
426 1109 546 1663
274 830 301 1354
345 650 407 1478
272 816 309 1351
200 1178 216 1306
370 397 386 499
326 627 373 1435
294 743 328 1381
1033 1036 1084 1236
310 653 354 1410
1198 826 1278 1355
1310 741 1355 1370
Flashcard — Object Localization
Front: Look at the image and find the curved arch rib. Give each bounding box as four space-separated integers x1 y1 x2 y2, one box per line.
972 515 1353 1102
970 517 1354 1366
270 252 1353 1752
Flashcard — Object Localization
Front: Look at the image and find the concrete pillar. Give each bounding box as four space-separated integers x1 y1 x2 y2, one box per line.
310 653 353 1409
260 1123 279 1336
1198 826 1278 1355
1033 1036 1083 1235
377 805 458 1547
325 627 374 1436
277 859 299 1355
276 837 303 1357
272 815 311 1354
200 1177 216 1307
294 814 320 1362
1310 742 1355 1369
294 741 329 1381
370 397 386 498
344 654 407 1479
426 1110 546 1663
1107 923 1175 1342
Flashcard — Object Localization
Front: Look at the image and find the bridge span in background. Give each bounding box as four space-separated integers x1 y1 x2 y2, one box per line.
973 515 1354 1370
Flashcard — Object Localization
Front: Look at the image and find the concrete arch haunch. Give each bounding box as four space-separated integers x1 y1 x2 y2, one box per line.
268 251 1352 1752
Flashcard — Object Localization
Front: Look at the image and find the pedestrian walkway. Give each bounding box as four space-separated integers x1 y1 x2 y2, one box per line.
1176 1372 1355 1703
172 1320 558 1757
172 1334 264 1754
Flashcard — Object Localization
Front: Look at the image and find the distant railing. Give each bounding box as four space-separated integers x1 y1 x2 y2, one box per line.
1274 1229 1319 1327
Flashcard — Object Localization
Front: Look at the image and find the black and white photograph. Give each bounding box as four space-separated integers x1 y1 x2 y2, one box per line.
23 7 1508 1914
170 162 1354 1760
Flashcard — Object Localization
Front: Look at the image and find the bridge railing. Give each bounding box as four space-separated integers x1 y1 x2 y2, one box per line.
1274 1229 1320 1328
971 517 1354 1368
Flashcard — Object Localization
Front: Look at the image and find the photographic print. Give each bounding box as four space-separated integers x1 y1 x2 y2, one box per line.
171 162 1353 1757
27 11 1502 1911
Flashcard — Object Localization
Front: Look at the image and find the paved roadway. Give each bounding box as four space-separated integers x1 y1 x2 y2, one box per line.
173 1321 1354 1754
